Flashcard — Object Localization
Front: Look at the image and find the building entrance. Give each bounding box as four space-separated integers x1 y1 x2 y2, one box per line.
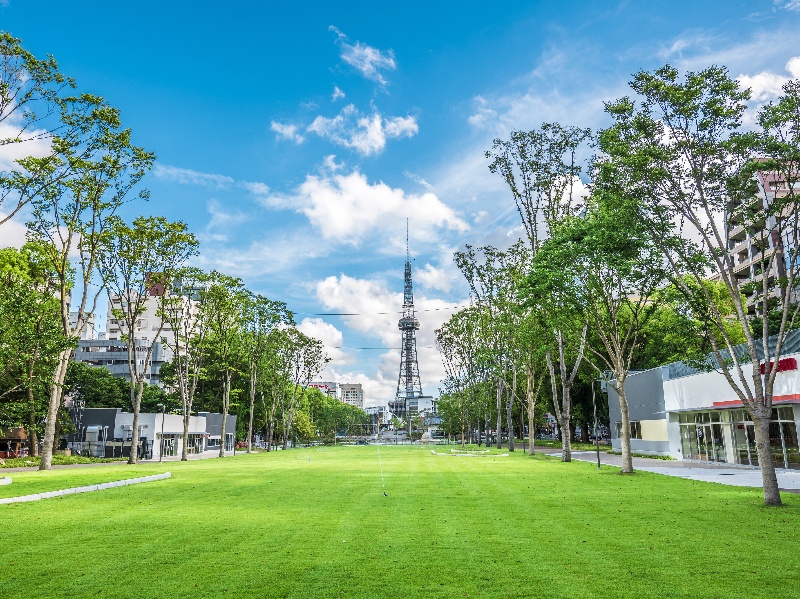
679 408 799 469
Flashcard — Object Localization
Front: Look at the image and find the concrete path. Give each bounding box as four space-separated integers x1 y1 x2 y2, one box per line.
540 447 800 492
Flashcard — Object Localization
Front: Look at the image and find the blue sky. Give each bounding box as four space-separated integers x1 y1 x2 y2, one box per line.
3 0 800 405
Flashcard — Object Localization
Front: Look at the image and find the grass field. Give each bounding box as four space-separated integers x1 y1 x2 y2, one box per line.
2 446 798 598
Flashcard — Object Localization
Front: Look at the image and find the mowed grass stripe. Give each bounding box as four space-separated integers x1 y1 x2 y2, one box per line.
1 447 798 598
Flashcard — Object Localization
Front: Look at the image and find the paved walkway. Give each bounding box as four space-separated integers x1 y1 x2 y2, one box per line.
538 447 800 492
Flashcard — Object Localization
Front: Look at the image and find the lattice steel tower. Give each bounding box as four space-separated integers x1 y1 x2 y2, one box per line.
395 225 423 418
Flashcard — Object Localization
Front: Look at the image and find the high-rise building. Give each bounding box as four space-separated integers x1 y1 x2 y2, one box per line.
727 170 795 313
340 383 364 409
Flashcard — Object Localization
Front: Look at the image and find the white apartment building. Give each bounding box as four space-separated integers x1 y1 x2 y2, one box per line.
340 383 364 409
69 311 96 340
727 170 799 313
309 382 366 409
92 283 200 388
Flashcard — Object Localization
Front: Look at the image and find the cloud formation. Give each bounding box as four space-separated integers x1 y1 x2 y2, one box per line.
738 56 800 102
307 104 418 156
296 317 354 367
260 169 468 246
153 164 234 188
329 26 396 86
270 121 305 144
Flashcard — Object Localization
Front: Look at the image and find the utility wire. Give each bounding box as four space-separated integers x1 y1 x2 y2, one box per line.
293 305 463 317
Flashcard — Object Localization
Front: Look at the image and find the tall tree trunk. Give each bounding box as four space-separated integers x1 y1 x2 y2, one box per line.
618 385 633 474
495 378 504 449
39 348 70 470
247 362 256 453
526 363 537 456
219 370 231 458
180 366 190 461
266 390 278 452
752 412 782 506
506 373 515 453
128 379 145 465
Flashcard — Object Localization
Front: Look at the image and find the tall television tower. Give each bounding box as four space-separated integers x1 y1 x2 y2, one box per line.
395 222 423 424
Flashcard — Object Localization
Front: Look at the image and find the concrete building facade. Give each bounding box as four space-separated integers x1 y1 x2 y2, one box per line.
608 332 800 469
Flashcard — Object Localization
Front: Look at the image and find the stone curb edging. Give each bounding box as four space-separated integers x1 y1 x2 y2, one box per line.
0 477 11 486
0 472 171 505
430 450 509 457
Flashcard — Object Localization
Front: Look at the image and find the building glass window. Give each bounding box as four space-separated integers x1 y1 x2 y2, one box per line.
615 421 642 439
677 407 799 469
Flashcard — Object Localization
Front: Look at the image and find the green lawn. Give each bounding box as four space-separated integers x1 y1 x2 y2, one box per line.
2 446 798 598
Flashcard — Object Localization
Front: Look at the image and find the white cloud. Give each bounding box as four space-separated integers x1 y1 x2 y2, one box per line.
332 86 345 101
329 26 397 86
384 115 418 138
259 170 468 246
775 0 800 12
206 199 248 230
154 163 272 202
467 95 498 130
270 120 306 144
0 213 28 248
195 229 327 278
297 317 354 368
415 264 452 293
403 170 433 191
738 56 800 103
153 163 234 188
321 154 344 172
240 180 270 197
307 104 418 156
0 121 51 171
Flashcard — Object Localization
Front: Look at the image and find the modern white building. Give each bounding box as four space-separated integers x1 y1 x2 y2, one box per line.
69 311 96 340
65 406 236 460
73 339 169 386
340 383 365 409
607 331 800 469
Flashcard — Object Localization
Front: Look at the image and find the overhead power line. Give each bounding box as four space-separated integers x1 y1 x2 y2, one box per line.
294 305 463 317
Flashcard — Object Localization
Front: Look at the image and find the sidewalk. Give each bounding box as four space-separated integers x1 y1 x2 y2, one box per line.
537 446 800 492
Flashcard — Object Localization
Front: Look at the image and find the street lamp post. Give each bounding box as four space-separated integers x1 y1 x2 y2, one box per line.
158 404 165 463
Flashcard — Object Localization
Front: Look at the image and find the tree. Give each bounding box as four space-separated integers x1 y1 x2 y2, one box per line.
26 93 154 470
524 188 666 472
64 361 129 409
454 244 530 451
0 242 72 455
0 33 74 225
97 215 198 464
487 123 593 462
241 293 293 453
599 64 798 505
280 329 327 450
158 267 209 461
201 271 247 457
